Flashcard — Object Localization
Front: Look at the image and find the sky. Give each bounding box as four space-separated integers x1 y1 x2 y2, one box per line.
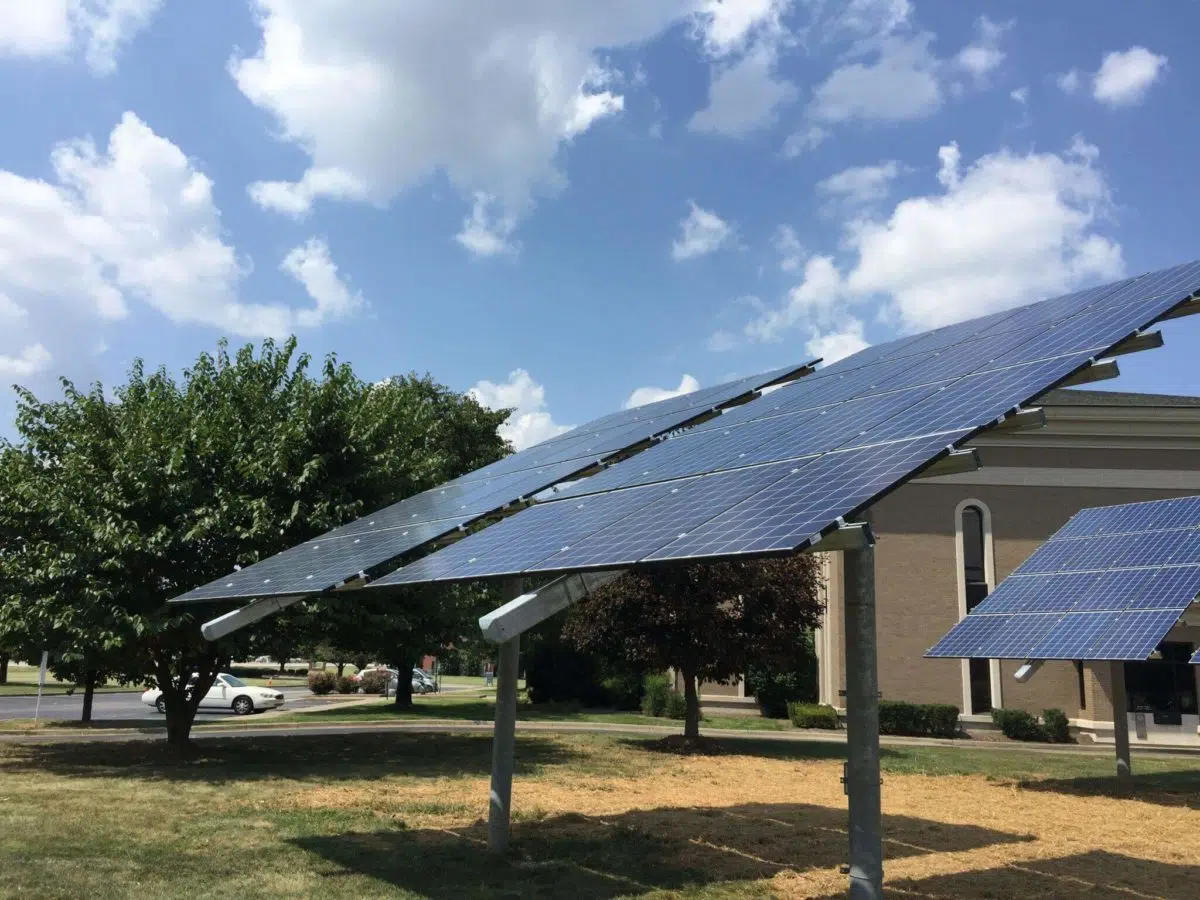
1 0 1199 450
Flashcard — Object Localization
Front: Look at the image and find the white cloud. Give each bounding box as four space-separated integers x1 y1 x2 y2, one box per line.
742 137 1123 342
1010 86 1028 105
1056 69 1081 94
689 44 798 136
247 167 367 218
782 124 829 158
672 202 735 261
817 160 902 209
954 16 1006 80
809 34 942 124
469 369 571 451
625 374 701 409
280 238 365 328
821 0 913 41
455 193 519 258
694 0 788 56
232 2 702 240
0 0 161 74
745 255 844 342
1092 46 1167 108
772 225 804 272
0 344 53 379
806 321 869 364
0 111 369 367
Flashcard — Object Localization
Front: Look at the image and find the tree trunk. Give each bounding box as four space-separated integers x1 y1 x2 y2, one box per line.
682 666 701 739
80 670 98 723
0 652 8 685
154 656 217 749
336 662 345 678
393 663 414 709
278 659 287 673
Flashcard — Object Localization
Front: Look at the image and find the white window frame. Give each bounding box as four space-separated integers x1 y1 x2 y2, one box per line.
954 498 1002 714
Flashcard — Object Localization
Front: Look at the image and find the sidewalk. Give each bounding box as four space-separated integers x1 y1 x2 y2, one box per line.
3 714 1196 760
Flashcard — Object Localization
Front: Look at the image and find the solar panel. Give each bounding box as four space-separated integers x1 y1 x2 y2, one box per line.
928 494 1200 662
170 362 813 603
363 261 1200 591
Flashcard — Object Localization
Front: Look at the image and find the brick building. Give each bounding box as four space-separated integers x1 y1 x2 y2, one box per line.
701 389 1200 747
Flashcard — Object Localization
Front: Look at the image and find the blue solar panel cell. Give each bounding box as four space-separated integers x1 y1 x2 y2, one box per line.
373 480 678 585
926 613 1011 658
1018 572 1104 613
1028 611 1117 660
646 433 967 560
1011 539 1087 575
528 459 806 573
171 518 463 602
1090 610 1185 660
982 613 1064 659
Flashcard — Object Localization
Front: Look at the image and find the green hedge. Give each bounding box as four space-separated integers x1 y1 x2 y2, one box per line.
788 702 839 729
991 707 1072 743
665 689 688 720
1042 708 1071 743
230 664 308 678
358 670 390 695
991 708 1044 741
878 701 960 738
746 633 819 718
335 675 356 694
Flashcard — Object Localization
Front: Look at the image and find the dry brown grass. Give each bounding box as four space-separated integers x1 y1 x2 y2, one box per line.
271 745 1200 898
1 732 1197 898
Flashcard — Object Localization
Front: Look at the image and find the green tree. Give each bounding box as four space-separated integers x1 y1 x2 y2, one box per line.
562 556 823 740
0 338 507 742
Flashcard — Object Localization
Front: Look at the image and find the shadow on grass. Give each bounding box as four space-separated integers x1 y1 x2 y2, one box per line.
1018 768 1200 810
291 802 1032 899
0 732 579 784
881 850 1200 900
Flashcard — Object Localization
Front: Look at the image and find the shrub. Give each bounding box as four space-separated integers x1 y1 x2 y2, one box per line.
359 670 390 695
601 672 644 711
307 671 336 695
335 675 356 694
745 635 819 718
992 708 1045 741
642 674 672 717
1042 708 1071 743
788 702 839 729
664 689 689 720
877 701 959 738
924 704 960 738
526 640 605 706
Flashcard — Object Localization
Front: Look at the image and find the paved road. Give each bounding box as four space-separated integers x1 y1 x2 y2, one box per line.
0 688 330 722
0 681 478 723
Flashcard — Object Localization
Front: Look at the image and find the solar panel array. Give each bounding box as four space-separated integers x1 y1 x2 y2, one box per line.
927 496 1200 662
369 260 1200 589
169 362 814 603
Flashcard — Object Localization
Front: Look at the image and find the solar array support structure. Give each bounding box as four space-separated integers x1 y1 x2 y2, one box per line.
928 493 1200 789
175 261 1200 898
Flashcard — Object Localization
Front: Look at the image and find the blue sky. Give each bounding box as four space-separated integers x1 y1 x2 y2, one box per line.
1 1 1198 447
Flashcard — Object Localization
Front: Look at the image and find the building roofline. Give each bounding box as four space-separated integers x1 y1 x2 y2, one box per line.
1039 388 1200 409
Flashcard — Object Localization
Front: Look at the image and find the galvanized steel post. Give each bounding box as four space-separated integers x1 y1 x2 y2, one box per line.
487 578 524 853
843 521 883 899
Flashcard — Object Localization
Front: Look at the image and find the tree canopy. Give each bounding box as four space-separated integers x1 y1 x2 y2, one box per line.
0 338 509 740
563 556 824 739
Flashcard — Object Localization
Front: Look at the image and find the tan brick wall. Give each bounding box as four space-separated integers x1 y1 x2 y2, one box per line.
820 455 1200 718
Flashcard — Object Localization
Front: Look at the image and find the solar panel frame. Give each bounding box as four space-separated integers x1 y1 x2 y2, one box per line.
927 492 1200 661
170 362 816 604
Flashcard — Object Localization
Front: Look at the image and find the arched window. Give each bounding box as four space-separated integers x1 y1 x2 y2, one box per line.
961 505 988 612
956 501 997 714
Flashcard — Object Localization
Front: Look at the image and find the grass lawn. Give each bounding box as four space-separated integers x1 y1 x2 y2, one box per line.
1 730 1197 899
266 693 792 733
0 678 138 697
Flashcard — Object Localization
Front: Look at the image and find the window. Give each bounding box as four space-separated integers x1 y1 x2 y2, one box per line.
1074 661 1086 711
1124 642 1198 725
959 503 992 713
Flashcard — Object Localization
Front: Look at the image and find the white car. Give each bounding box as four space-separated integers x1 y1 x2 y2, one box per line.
141 673 285 716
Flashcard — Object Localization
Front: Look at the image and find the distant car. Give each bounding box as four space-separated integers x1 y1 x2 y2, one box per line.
352 666 397 684
384 668 438 695
141 673 285 716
